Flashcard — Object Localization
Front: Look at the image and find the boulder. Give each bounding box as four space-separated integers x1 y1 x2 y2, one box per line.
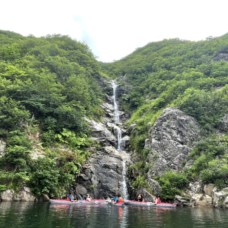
175 195 190 207
190 193 212 207
76 185 88 196
189 182 203 195
85 118 116 146
0 190 14 201
146 108 201 176
203 184 215 197
213 187 228 208
0 187 36 202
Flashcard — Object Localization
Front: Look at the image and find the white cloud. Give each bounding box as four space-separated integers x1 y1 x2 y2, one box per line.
0 0 227 62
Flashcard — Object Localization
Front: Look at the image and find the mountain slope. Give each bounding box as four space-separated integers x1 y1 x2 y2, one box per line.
0 30 105 197
103 34 228 200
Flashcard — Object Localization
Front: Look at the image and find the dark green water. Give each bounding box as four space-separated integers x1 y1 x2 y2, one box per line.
0 202 227 228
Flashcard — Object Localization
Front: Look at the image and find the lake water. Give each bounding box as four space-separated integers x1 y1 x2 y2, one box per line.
0 202 228 228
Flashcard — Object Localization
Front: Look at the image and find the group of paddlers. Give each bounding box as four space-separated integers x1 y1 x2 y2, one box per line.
67 193 92 202
67 192 161 204
137 194 161 204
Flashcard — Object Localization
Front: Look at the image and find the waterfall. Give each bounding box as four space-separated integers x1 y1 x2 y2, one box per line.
112 80 120 124
122 160 128 200
111 80 128 199
112 80 122 151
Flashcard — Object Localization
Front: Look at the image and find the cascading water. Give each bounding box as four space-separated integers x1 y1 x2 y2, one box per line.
122 160 128 199
112 81 120 124
111 80 128 199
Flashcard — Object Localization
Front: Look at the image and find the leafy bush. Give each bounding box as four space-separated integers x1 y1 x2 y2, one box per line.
29 158 61 197
132 176 148 189
3 131 32 171
201 158 228 189
186 135 228 181
158 171 188 200
0 185 7 192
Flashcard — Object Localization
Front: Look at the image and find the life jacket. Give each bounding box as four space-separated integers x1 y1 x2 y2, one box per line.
118 197 124 203
113 196 118 202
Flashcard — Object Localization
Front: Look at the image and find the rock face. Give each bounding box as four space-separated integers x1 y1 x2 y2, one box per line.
75 80 131 199
213 52 228 61
184 184 228 208
146 108 201 177
76 147 130 199
0 187 36 202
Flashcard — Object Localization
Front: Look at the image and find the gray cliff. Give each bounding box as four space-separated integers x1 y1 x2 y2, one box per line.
146 108 201 177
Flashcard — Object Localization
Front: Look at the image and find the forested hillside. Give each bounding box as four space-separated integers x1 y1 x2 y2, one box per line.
1 30 228 202
0 30 105 197
103 34 228 199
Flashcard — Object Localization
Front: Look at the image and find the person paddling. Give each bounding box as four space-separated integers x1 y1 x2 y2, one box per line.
112 193 119 203
155 195 161 204
117 194 124 203
86 194 92 201
67 193 74 202
137 194 144 202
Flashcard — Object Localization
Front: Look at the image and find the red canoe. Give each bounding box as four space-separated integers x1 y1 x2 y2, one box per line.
155 202 176 208
124 200 156 207
49 199 109 205
124 200 176 208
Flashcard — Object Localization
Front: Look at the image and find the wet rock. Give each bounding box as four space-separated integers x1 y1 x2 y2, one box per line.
0 190 14 201
76 185 88 196
203 184 215 197
85 118 116 146
175 195 190 207
190 194 212 207
76 80 131 199
189 182 203 195
0 188 36 202
213 187 228 208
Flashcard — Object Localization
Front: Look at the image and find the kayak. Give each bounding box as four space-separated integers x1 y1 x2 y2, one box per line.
124 200 156 207
124 200 176 208
49 199 176 208
111 202 124 207
49 199 109 205
155 203 176 208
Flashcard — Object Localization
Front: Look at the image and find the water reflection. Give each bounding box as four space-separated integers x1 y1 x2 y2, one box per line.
0 202 228 228
190 208 225 227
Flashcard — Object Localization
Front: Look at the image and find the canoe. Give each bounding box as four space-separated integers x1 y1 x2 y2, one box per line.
124 200 156 207
49 199 176 208
124 200 176 208
49 199 109 205
111 202 124 207
155 203 176 208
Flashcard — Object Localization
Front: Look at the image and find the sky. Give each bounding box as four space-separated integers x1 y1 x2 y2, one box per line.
1 0 227 62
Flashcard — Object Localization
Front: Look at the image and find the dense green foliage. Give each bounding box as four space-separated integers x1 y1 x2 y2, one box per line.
104 34 228 199
104 35 228 137
186 135 228 189
1 30 228 200
157 171 188 200
0 30 104 196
